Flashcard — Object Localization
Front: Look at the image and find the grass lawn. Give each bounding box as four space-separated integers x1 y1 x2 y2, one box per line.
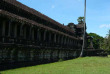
1 56 110 74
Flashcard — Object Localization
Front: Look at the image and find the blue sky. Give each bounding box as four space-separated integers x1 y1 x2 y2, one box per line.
17 0 110 37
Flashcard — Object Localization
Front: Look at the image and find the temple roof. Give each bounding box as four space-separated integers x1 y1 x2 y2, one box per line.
0 10 79 40
76 24 84 28
2 0 74 34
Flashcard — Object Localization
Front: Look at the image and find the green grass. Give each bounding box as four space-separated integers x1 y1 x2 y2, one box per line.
1 56 110 74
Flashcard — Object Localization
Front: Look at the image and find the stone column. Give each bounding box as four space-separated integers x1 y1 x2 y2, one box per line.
14 24 17 38
49 32 51 42
58 35 60 44
44 30 47 41
32 28 35 41
29 26 32 40
23 26 26 39
54 33 56 43
2 20 6 43
70 39 72 45
8 20 12 37
72 40 74 45
37 29 41 41
61 36 63 45
69 39 71 46
65 38 67 45
74 40 76 46
67 38 69 45
2 20 6 36
64 37 66 45
20 23 23 38
14 23 17 43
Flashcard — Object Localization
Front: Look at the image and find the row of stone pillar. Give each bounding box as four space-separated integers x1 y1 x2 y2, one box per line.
0 18 80 48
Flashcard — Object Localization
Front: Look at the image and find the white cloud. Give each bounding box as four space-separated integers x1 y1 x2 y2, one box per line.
99 24 110 28
51 5 55 9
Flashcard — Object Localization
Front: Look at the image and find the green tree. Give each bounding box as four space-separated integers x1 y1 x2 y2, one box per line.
101 30 110 53
87 33 104 49
77 17 84 24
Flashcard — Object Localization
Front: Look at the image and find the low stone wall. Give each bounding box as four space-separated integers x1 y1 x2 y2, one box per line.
0 46 81 65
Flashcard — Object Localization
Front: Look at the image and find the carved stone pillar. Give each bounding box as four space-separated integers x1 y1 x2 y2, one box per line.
64 37 66 45
29 26 32 40
49 32 51 42
37 29 41 41
69 39 71 45
72 40 74 45
2 20 6 43
2 20 5 36
65 37 67 44
14 24 17 38
67 38 69 45
44 30 47 41
70 39 72 45
8 20 12 37
58 35 60 44
54 34 56 43
20 23 23 38
32 28 34 41
23 26 26 39
61 36 63 45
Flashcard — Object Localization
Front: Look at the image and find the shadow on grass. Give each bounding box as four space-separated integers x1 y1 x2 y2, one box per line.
0 58 73 71
0 60 56 71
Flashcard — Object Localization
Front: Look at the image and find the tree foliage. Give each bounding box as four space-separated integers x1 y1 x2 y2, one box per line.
87 33 104 49
77 17 84 24
101 30 110 53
